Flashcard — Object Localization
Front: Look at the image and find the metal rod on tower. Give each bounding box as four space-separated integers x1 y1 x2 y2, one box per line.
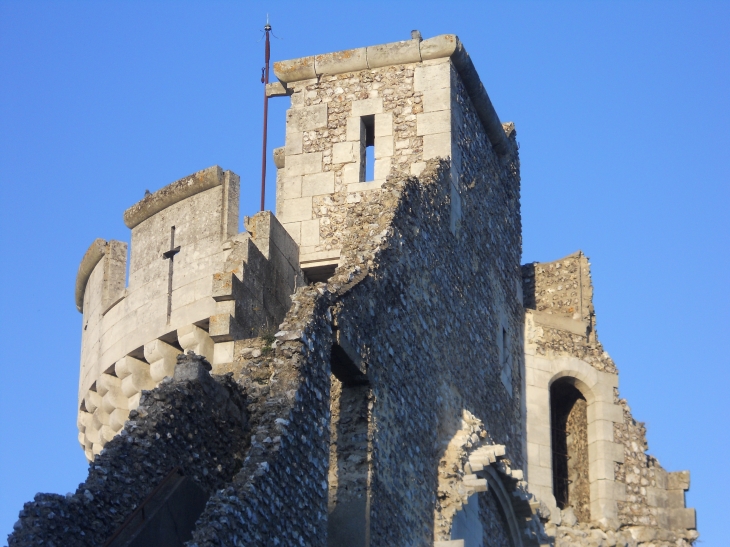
260 16 272 212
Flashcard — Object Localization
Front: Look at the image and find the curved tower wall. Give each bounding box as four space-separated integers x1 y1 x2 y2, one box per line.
76 166 302 460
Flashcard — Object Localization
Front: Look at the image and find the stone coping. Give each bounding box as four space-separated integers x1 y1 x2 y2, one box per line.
122 165 225 229
75 238 107 312
273 34 511 155
528 309 590 337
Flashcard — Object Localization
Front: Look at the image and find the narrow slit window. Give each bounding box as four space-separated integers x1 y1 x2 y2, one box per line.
362 115 375 182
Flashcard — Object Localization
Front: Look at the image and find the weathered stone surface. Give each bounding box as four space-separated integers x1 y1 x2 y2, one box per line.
12 31 698 547
9 353 248 547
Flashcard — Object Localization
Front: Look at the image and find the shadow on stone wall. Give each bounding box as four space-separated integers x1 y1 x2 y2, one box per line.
8 353 249 547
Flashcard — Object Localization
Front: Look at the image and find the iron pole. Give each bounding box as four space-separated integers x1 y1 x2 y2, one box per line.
260 21 271 212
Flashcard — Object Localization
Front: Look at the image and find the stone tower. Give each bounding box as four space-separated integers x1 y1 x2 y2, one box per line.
10 32 697 547
269 33 514 279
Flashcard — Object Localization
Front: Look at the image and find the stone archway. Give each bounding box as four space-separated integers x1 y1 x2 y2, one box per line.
524 351 626 527
434 411 548 547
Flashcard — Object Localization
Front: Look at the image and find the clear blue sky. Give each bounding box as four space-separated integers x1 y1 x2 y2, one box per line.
1 1 727 544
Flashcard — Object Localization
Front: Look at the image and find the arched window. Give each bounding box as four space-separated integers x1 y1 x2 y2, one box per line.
550 378 590 522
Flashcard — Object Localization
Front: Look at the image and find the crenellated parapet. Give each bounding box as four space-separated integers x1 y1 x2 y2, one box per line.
76 166 303 460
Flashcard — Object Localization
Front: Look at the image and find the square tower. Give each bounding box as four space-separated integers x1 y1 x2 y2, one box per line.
271 33 514 280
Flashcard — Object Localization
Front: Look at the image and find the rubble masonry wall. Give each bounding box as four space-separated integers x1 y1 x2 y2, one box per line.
8 354 249 547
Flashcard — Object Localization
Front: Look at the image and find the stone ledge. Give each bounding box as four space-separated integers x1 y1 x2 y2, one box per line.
300 248 341 269
528 309 589 337
123 165 225 229
347 180 386 193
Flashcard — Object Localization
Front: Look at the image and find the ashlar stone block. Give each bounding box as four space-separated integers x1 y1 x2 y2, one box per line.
374 112 393 136
212 340 234 367
417 110 452 136
423 132 452 160
333 142 360 164
115 356 155 398
285 131 303 156
342 161 363 184
590 478 627 503
346 117 366 142
302 171 335 196
374 135 394 159
280 197 313 222
414 61 451 92
301 219 321 247
423 87 451 113
279 176 302 200
527 463 554 488
286 104 327 131
646 486 668 508
667 489 685 508
668 470 690 491
109 408 129 431
282 222 301 245
668 508 696 530
374 157 391 180
177 323 214 361
589 457 616 481
587 401 624 425
587 418 616 443
209 313 244 342
285 152 322 177
351 98 383 117
588 439 625 463
144 339 180 382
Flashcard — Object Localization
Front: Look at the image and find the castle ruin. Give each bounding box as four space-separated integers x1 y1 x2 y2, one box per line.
9 32 697 547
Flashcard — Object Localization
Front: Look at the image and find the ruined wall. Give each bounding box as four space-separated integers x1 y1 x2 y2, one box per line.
613 399 695 534
8 353 249 547
522 254 697 546
332 148 523 544
183 148 523 545
186 286 335 546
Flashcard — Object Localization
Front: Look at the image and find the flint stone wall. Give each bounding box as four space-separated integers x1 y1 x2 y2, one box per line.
332 149 522 542
188 141 521 545
8 353 249 547
522 253 617 374
523 255 697 545
186 285 334 546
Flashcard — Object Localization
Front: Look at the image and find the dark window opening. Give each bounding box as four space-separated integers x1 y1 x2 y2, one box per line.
550 379 590 522
328 343 370 547
304 264 338 284
362 115 375 182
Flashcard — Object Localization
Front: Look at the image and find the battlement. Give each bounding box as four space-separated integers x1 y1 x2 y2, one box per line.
75 166 302 460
